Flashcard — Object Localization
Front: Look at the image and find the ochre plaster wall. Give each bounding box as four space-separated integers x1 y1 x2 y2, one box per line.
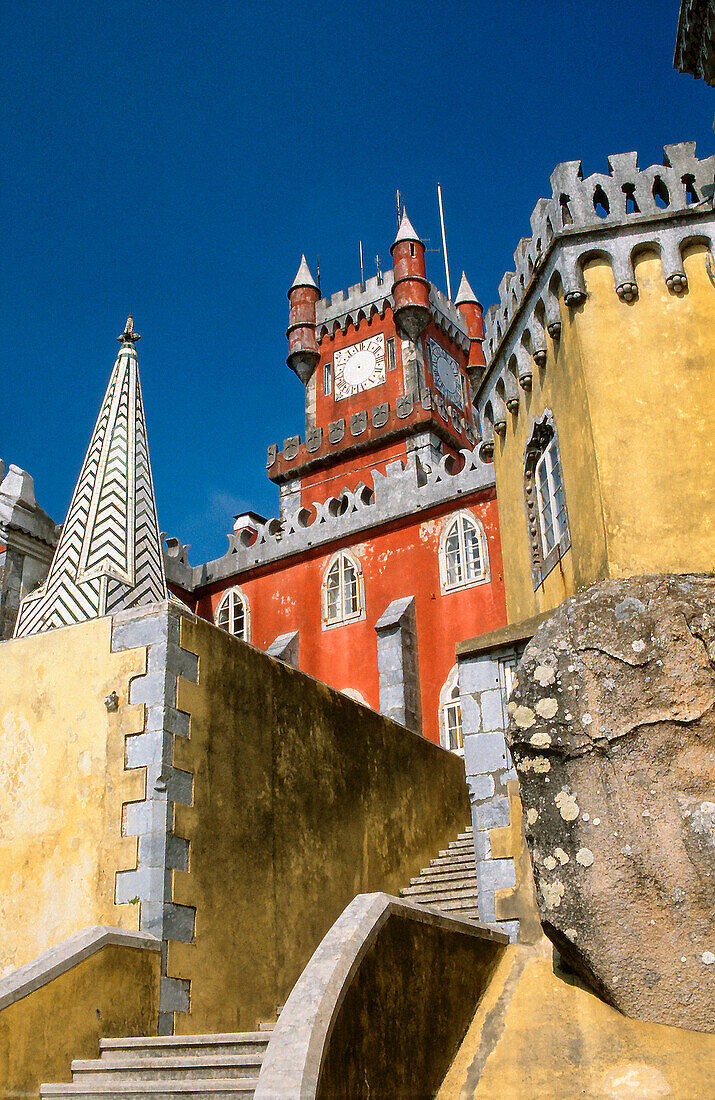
577 245 715 578
0 942 160 1098
492 243 715 625
437 941 715 1100
169 615 471 1034
0 621 146 974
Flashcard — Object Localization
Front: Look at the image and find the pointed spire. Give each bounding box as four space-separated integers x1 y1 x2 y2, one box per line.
118 315 141 345
290 255 318 291
14 319 167 638
455 272 478 306
393 211 420 245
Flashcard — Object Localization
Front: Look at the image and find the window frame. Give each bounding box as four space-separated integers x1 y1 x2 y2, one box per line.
439 664 464 756
214 586 251 642
524 413 571 589
439 510 490 594
323 362 332 396
321 549 365 630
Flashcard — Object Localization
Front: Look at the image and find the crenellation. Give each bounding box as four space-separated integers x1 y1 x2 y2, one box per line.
163 445 495 592
483 142 715 362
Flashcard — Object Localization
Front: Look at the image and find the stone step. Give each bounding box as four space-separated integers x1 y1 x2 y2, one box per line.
100 1035 268 1060
443 839 475 852
41 1081 259 1098
401 885 479 904
421 896 481 913
435 847 475 861
409 868 477 887
72 1054 262 1083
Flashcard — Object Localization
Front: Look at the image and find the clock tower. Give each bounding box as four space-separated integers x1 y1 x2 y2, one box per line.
269 212 486 511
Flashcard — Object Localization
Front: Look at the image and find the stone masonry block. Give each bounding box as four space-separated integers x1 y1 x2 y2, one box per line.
113 612 171 651
130 670 175 708
460 691 481 737
464 730 508 776
476 857 516 893
160 975 190 1014
472 796 511 831
458 654 501 695
480 688 506 734
148 641 199 681
466 773 495 801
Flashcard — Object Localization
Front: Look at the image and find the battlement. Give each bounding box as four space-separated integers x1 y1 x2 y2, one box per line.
163 445 495 592
315 268 469 347
483 142 715 361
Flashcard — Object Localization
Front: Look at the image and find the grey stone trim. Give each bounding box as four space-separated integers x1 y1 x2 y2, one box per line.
0 925 159 1011
481 143 714 363
375 596 421 734
266 630 299 668
254 892 506 1100
165 448 495 592
459 648 523 942
111 601 198 1028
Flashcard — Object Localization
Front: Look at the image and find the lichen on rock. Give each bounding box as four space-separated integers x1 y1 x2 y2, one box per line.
506 574 715 1033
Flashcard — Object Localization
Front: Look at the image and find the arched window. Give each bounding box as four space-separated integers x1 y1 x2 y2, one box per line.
440 511 488 593
524 414 570 588
215 586 250 642
322 550 365 629
439 665 463 755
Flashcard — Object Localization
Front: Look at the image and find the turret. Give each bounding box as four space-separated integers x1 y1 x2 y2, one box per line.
286 256 320 383
455 272 486 384
390 213 431 339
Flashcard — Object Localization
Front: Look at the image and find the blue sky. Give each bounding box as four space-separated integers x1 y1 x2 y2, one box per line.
2 0 712 563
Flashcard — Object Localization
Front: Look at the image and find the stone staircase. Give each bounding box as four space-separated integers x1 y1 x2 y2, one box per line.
399 824 479 920
40 828 479 1098
40 1029 273 1099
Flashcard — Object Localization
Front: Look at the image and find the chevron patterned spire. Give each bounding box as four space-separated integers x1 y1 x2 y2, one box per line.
14 319 167 637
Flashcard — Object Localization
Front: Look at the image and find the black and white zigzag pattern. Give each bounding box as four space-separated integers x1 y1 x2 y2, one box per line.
14 344 167 638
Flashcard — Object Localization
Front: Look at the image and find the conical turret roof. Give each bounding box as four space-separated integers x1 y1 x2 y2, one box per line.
14 318 167 637
455 271 478 305
392 211 420 245
290 254 318 290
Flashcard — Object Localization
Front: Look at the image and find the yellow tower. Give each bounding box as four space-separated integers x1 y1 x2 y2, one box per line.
474 142 715 625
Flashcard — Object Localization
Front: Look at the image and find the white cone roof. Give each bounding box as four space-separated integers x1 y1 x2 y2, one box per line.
455 271 478 305
393 211 420 245
290 254 318 290
14 321 167 637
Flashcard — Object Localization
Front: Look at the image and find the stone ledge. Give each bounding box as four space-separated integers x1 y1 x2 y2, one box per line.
0 926 160 1011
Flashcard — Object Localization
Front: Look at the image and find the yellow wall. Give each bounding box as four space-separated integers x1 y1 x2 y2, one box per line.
493 243 715 624
437 940 715 1100
579 245 715 579
0 620 146 974
169 615 471 1034
0 941 160 1098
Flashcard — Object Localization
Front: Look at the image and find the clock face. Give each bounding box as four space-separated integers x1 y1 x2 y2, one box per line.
334 335 386 399
428 339 463 409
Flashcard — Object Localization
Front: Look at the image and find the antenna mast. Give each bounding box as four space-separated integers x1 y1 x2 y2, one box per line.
437 182 452 300
359 240 364 285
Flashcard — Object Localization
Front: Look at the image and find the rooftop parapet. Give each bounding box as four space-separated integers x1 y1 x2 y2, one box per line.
315 269 469 348
483 143 715 362
164 444 495 593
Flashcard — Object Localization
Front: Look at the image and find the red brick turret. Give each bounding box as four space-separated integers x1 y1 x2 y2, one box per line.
287 255 320 383
455 271 486 375
390 213 431 339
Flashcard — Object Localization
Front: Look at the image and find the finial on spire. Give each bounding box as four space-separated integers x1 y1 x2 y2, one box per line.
118 316 141 345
